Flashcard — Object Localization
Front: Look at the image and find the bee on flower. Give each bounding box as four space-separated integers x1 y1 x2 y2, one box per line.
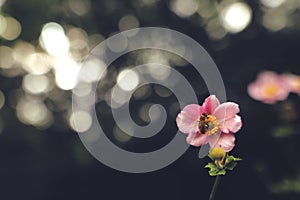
176 95 242 152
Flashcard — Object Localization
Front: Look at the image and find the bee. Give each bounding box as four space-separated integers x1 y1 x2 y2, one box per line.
200 112 207 121
198 113 208 134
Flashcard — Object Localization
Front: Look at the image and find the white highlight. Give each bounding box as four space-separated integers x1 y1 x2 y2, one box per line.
0 17 21 41
54 57 80 90
24 53 52 75
260 0 286 8
69 110 92 132
78 58 107 83
170 0 199 18
16 99 52 127
22 74 50 94
221 2 252 33
117 69 139 91
107 33 128 53
40 22 69 57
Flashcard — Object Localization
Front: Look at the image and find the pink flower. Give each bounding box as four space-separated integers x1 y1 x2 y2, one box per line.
248 71 289 104
176 95 242 152
282 73 300 96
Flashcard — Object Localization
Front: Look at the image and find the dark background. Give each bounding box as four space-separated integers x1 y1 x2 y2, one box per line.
0 0 300 199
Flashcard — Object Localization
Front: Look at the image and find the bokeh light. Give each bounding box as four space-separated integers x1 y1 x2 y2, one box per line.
133 85 151 100
113 123 132 143
118 15 140 36
147 63 171 81
0 46 14 69
78 58 107 83
54 56 80 90
88 34 105 50
40 22 70 57
0 0 6 7
13 41 35 65
0 17 21 40
68 0 91 16
73 82 92 97
139 103 153 123
109 88 131 108
170 0 199 18
0 15 7 36
138 103 162 124
16 97 53 128
69 110 92 132
106 32 128 53
262 10 287 32
67 27 89 59
24 53 53 75
154 85 172 98
260 0 286 8
116 68 139 91
221 2 252 33
205 18 227 40
22 74 50 95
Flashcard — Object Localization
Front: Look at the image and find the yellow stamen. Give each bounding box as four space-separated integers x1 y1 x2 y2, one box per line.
296 78 300 90
263 84 278 97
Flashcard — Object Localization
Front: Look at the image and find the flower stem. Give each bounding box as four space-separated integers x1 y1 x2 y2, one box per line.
209 176 221 200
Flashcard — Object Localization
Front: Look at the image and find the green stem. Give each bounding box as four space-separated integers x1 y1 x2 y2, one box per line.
209 176 221 200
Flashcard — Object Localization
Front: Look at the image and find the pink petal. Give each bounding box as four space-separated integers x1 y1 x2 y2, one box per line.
247 71 290 104
213 133 235 152
176 104 204 134
202 95 220 114
257 71 278 81
220 115 242 134
283 74 300 96
208 130 221 149
213 102 240 124
186 132 209 147
247 82 263 100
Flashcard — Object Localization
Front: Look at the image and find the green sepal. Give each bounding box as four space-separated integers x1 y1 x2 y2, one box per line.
204 162 216 170
225 155 242 171
205 162 226 176
205 155 242 176
225 155 242 164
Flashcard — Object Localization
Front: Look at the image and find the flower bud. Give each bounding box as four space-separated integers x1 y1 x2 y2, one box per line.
209 147 226 161
209 147 227 169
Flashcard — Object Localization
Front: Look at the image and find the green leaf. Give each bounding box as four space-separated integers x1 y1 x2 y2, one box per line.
205 162 226 176
210 169 226 176
205 162 216 169
233 157 242 161
225 155 242 165
224 155 242 171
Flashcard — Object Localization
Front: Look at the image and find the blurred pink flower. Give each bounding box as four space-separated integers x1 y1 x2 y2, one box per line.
248 71 289 104
282 73 300 96
176 95 242 152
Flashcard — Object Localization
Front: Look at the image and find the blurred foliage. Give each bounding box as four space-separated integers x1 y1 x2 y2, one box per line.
271 176 300 194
